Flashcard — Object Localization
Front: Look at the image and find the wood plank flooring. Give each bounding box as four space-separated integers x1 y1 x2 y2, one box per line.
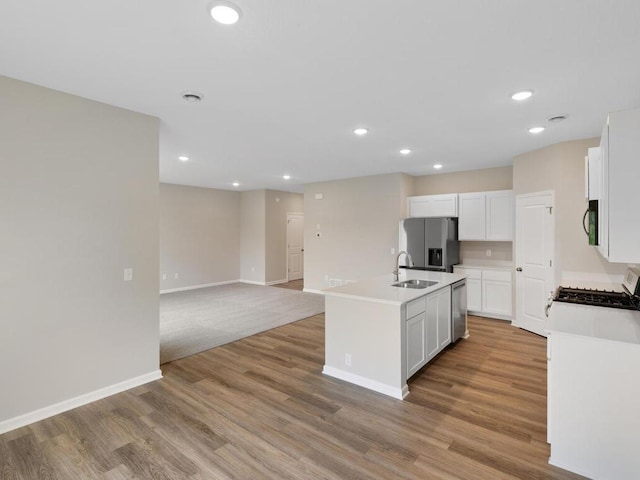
271 279 304 291
0 315 585 479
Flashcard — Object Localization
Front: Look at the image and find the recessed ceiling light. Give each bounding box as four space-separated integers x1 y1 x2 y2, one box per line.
529 126 545 134
209 2 242 25
400 149 411 155
353 128 368 136
283 174 291 180
433 164 443 170
178 155 189 162
181 91 204 102
511 90 533 101
232 182 240 187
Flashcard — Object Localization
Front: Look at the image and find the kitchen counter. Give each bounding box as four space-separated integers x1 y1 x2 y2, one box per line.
546 302 640 345
322 270 465 305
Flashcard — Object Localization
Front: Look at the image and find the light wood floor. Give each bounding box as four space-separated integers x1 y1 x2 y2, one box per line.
0 315 584 479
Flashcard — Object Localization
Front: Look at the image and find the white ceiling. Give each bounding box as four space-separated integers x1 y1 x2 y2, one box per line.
2 1 640 193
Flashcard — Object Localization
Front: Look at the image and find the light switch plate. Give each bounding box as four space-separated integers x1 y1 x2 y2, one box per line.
124 268 133 282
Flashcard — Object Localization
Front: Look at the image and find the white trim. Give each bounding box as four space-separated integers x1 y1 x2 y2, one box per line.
240 279 266 286
303 288 325 295
0 370 162 435
265 278 288 286
468 310 512 321
322 366 408 400
160 279 240 294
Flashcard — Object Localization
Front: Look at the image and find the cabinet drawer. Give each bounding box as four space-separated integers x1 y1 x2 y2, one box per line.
482 269 512 282
406 296 426 319
453 267 481 280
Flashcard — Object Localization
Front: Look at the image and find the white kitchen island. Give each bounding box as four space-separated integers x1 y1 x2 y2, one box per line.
322 270 466 399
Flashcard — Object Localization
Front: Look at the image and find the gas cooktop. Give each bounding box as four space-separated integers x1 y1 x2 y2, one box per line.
555 286 639 310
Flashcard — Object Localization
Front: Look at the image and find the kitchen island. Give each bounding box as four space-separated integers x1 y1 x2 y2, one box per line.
322 270 466 399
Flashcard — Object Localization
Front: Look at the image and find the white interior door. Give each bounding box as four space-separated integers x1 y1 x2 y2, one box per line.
287 213 304 281
514 192 554 337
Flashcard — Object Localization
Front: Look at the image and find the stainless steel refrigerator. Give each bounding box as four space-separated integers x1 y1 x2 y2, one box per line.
399 217 459 272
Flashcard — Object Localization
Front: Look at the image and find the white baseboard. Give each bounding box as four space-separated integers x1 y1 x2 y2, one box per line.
0 370 162 435
303 288 325 295
468 310 512 321
160 279 240 294
240 279 266 286
322 366 408 400
265 278 288 286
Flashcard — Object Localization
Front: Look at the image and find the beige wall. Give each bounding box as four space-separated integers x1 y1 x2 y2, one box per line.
159 184 240 290
304 173 407 291
513 138 627 282
265 190 304 283
413 166 513 195
0 76 159 428
240 190 266 283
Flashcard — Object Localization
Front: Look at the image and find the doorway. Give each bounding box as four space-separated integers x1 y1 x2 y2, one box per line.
286 213 304 281
514 191 554 337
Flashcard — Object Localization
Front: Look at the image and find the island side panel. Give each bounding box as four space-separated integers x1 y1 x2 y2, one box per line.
323 295 405 399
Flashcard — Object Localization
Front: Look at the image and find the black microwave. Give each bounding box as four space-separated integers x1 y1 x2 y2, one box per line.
582 200 598 246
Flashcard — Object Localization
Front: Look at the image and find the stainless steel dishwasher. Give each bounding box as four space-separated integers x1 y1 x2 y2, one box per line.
451 279 468 342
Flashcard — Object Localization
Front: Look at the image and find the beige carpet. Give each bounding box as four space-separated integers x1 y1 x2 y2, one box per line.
159 282 325 364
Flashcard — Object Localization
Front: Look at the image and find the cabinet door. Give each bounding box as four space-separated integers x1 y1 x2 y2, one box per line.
426 194 458 217
482 279 512 317
458 193 486 240
426 287 452 360
486 190 514 241
437 287 452 349
408 197 430 218
466 278 482 312
426 294 439 359
406 313 426 377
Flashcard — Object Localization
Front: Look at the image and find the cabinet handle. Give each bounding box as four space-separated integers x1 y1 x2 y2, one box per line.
516 267 523 272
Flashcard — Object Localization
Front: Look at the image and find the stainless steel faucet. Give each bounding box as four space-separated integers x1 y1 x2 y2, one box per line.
393 251 414 281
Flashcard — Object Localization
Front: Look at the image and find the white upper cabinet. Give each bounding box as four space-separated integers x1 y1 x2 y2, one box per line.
598 107 640 263
458 190 514 241
586 147 601 201
407 194 458 217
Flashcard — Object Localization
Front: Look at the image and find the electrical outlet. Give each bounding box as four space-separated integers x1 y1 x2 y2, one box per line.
391 248 395 255
345 353 352 366
162 273 167 280
325 274 329 281
174 273 179 279
486 249 492 257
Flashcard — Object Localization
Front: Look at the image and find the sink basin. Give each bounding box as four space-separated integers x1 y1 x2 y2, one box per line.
391 279 438 289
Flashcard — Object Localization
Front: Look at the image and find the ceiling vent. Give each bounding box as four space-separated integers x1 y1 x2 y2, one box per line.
547 114 567 123
181 91 204 102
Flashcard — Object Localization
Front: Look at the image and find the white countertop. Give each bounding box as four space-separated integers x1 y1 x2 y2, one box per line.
546 302 640 345
322 270 465 306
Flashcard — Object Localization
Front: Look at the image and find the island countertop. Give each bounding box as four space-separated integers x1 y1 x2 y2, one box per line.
322 270 465 306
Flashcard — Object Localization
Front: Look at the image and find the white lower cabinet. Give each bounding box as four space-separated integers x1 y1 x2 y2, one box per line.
406 286 452 378
454 266 512 319
406 312 426 377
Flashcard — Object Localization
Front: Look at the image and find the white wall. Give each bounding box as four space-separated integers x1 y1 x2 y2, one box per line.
160 183 240 291
0 76 160 431
304 173 410 291
240 190 266 283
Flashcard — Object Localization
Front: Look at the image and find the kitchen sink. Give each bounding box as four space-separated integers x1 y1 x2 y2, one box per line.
391 279 438 289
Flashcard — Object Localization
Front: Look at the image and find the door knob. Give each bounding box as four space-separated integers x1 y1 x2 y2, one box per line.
516 267 523 272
